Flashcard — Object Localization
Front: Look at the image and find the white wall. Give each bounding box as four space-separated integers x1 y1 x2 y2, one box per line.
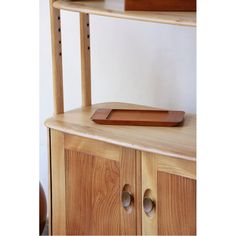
40 0 196 199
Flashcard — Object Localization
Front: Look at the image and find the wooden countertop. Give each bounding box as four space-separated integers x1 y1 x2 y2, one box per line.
45 102 196 161
53 0 196 27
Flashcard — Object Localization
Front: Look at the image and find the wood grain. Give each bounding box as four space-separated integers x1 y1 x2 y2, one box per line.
135 151 142 235
80 13 92 107
50 130 66 235
53 0 196 27
45 102 196 161
157 172 196 235
125 0 196 11
156 153 196 179
49 0 64 114
120 148 137 235
144 152 196 180
142 153 158 235
47 129 52 236
64 133 121 161
65 149 120 235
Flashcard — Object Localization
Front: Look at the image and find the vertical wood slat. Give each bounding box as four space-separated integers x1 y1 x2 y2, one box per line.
135 151 142 235
47 129 52 235
51 130 66 235
49 0 64 114
141 152 158 235
120 148 137 235
80 13 92 107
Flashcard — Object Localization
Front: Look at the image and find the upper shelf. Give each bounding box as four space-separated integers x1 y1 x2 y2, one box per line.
53 0 196 27
45 102 196 161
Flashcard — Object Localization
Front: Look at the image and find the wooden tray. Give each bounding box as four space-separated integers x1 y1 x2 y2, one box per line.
91 108 185 126
125 0 196 11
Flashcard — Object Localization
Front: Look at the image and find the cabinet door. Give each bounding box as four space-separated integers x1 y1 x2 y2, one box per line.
142 152 196 235
49 129 141 235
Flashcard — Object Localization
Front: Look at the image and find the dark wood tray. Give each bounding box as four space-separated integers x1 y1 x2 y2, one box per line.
91 108 185 126
125 0 196 11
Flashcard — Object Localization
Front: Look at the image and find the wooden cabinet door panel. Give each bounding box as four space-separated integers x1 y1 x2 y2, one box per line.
65 149 120 235
142 152 196 235
50 130 139 235
157 171 196 235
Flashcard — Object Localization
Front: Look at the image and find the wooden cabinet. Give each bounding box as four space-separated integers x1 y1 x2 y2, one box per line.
48 120 196 235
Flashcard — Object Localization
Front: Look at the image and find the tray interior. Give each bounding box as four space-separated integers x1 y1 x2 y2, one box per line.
107 109 183 122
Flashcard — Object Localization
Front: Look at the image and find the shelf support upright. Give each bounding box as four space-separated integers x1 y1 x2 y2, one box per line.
49 0 64 114
80 13 92 107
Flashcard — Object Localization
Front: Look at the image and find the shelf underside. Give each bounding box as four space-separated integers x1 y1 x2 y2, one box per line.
53 0 196 27
45 102 196 161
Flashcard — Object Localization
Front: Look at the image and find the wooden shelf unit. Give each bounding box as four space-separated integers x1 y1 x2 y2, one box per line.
54 0 196 26
46 0 196 235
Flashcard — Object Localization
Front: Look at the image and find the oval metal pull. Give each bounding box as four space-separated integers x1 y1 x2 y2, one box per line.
122 191 133 209
143 196 155 214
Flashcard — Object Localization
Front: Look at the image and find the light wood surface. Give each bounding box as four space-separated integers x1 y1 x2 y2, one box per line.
50 130 66 235
142 153 158 235
145 152 196 180
65 134 121 161
157 172 196 235
135 151 142 235
47 129 52 236
120 148 137 235
50 0 64 114
53 0 196 27
80 13 92 107
45 102 196 161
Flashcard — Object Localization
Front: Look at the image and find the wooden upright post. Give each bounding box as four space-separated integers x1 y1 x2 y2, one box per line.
49 0 64 114
80 13 92 107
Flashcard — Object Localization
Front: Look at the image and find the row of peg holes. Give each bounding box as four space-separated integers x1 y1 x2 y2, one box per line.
87 22 90 50
57 15 91 55
58 16 62 56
